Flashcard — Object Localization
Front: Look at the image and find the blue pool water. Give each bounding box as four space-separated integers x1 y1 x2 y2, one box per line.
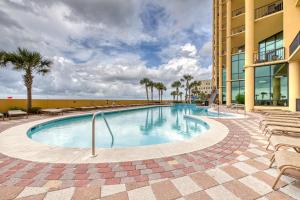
28 105 226 148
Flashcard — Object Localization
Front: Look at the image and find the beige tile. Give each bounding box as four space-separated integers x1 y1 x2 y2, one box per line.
265 191 294 200
205 185 239 200
44 187 75 200
239 176 272 195
72 186 100 200
128 186 156 200
126 182 149 191
100 192 128 200
0 186 24 200
171 176 202 196
189 172 218 189
101 184 126 197
206 168 233 184
16 187 48 199
184 191 212 200
151 180 181 200
223 180 260 200
245 159 269 170
43 180 62 189
220 165 247 179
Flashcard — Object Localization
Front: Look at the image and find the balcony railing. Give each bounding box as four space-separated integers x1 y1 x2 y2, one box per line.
232 7 245 17
232 47 245 55
254 47 285 64
289 31 300 56
231 25 245 35
255 0 283 19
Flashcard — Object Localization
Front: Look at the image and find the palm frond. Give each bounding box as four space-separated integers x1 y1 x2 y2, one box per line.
0 50 9 66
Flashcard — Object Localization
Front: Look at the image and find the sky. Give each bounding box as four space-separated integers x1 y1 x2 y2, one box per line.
0 0 212 99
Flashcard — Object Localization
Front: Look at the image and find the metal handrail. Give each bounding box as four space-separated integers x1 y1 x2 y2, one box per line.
231 25 245 35
255 0 283 19
232 7 245 17
91 111 114 156
290 31 300 56
253 47 285 64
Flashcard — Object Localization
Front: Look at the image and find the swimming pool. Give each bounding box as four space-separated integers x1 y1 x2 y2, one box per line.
28 105 227 148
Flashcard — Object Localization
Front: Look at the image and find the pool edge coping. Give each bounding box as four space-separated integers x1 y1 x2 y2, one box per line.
0 107 230 163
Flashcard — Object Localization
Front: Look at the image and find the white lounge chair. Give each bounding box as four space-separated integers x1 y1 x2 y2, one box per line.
8 110 28 119
41 108 64 115
270 150 300 189
0 113 4 120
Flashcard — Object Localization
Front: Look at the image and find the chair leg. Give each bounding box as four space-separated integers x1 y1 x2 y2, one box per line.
272 170 284 190
294 147 300 153
266 142 270 150
269 156 275 167
270 154 275 162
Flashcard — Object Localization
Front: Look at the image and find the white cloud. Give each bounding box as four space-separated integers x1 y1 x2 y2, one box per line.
0 0 212 99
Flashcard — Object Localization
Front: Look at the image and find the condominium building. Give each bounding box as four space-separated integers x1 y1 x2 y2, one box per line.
197 80 213 94
212 0 300 111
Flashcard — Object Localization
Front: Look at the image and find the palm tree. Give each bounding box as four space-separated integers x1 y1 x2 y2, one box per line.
1 48 53 112
160 84 167 102
189 81 198 102
179 91 183 102
171 81 181 101
0 51 9 66
181 74 193 103
171 91 177 101
140 78 150 102
155 82 167 102
148 80 155 101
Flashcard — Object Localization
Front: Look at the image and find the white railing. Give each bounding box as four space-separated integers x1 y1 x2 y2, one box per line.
91 111 114 156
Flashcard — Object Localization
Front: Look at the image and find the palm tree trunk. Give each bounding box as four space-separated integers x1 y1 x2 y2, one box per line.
185 81 188 102
146 86 149 102
24 72 33 112
151 87 153 101
176 88 179 101
26 86 32 112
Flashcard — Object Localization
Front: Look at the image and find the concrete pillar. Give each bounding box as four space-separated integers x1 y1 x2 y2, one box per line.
212 0 216 89
245 0 255 111
272 77 280 106
213 0 218 91
289 61 300 111
226 0 232 106
218 0 223 104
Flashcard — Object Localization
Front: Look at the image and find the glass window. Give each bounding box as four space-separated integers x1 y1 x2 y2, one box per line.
232 61 239 74
258 32 284 63
232 54 239 62
231 52 245 103
255 63 288 106
255 66 270 77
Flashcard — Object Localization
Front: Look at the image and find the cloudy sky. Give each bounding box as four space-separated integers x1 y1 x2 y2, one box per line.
0 0 212 99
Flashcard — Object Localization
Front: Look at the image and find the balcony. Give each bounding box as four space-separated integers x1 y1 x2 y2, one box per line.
255 0 283 19
231 25 245 35
290 31 300 56
232 47 245 55
254 47 285 64
232 7 245 18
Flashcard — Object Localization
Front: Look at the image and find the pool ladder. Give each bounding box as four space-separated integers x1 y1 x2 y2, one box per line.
91 111 114 157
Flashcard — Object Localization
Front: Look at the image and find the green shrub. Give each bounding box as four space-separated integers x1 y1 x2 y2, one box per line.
236 94 245 104
29 107 42 114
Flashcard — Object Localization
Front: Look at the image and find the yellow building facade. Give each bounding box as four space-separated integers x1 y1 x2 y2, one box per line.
212 0 300 111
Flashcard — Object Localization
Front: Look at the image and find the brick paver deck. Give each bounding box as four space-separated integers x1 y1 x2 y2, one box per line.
0 109 299 200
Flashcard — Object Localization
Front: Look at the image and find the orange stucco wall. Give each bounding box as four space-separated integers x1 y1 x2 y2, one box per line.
0 99 166 112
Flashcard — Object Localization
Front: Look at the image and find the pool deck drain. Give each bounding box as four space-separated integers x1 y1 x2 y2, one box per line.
0 108 299 199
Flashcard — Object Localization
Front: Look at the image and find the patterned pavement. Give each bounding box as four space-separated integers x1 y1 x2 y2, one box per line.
0 109 299 200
